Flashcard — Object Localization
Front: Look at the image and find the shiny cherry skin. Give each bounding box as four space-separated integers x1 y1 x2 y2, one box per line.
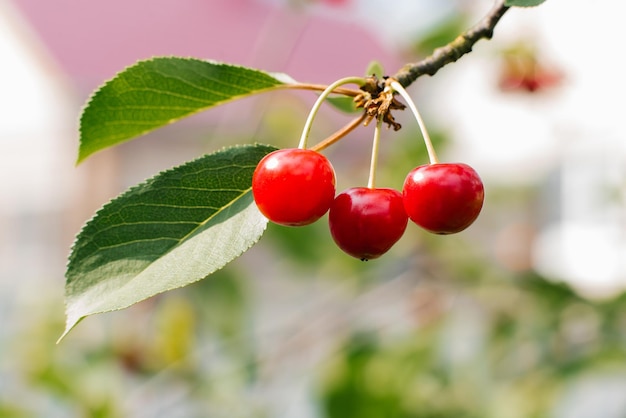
329 187 408 260
252 148 336 226
402 163 484 234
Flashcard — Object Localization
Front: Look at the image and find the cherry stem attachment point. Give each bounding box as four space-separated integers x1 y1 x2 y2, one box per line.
298 76 365 150
367 118 383 189
389 80 439 164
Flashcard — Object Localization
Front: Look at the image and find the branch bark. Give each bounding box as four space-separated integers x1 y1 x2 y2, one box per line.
393 0 510 87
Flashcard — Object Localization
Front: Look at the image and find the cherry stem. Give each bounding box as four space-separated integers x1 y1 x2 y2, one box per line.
310 113 367 153
367 118 383 189
281 83 361 97
389 80 439 164
298 76 366 150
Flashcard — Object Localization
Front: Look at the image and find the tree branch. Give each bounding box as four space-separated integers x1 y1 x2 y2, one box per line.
393 0 510 87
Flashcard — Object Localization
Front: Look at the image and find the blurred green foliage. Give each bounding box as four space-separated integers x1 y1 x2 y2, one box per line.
410 14 469 57
317 257 626 418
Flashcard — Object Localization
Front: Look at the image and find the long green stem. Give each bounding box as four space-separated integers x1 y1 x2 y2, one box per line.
367 118 383 189
389 80 439 164
298 76 365 150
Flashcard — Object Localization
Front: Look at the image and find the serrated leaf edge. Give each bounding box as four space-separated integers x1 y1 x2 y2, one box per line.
77 57 291 164
60 143 276 342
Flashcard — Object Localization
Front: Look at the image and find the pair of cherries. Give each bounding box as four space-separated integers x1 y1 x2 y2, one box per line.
252 148 484 261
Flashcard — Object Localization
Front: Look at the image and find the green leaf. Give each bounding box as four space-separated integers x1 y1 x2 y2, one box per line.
326 95 359 114
60 144 277 341
78 58 289 163
365 60 385 78
411 15 469 56
505 0 546 6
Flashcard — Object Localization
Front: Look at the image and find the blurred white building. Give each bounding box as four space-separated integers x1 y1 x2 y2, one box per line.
428 0 626 298
0 1 79 302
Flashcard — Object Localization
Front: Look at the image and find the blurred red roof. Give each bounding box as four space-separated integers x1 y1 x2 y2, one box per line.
12 0 402 91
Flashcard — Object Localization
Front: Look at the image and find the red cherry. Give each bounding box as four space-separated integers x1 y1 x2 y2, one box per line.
252 148 336 226
329 187 408 260
403 163 484 234
497 55 563 93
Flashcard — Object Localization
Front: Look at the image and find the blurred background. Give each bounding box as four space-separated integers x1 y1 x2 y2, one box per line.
1 0 626 416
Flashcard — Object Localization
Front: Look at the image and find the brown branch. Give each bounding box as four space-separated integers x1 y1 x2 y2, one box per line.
393 0 510 87
289 1 511 151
